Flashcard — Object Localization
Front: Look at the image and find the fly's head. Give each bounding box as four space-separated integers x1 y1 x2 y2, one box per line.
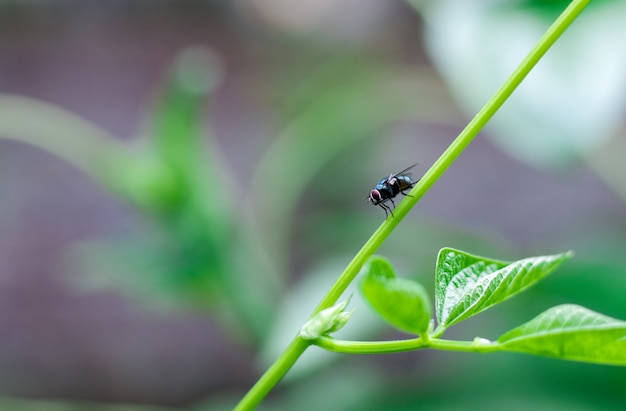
366 189 382 206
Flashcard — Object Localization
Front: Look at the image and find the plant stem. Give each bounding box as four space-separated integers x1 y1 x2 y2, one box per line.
234 0 590 408
233 337 310 411
316 336 426 354
315 336 502 355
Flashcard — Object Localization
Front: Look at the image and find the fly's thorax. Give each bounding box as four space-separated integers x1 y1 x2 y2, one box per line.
374 177 389 191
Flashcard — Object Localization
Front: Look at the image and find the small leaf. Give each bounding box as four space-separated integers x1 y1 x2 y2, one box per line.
435 248 573 327
359 256 431 336
498 305 626 366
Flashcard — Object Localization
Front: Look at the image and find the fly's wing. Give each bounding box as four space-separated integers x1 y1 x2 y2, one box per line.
393 163 419 177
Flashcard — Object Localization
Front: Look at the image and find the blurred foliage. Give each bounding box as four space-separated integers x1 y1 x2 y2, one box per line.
413 0 626 171
0 397 176 411
60 47 278 341
514 0 616 17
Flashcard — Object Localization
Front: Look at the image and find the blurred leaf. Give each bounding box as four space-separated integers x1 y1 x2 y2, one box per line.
515 0 617 17
353 378 625 411
0 396 175 411
126 47 243 305
413 0 626 169
126 46 229 219
152 47 222 175
0 94 133 185
66 237 219 310
359 256 431 335
435 248 572 327
499 304 626 365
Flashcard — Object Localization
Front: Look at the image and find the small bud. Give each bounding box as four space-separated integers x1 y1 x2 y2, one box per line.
326 309 354 334
300 297 353 340
473 337 493 346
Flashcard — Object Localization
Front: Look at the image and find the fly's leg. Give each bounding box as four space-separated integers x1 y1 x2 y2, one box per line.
387 198 396 218
379 203 393 218
401 179 420 197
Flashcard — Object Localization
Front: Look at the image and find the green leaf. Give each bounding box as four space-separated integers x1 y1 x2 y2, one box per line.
435 248 573 328
359 256 431 336
498 304 626 365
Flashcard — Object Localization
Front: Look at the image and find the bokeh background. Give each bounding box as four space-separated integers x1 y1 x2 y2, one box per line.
0 0 625 410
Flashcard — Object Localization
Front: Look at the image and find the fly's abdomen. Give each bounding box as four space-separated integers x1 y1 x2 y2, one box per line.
396 175 415 191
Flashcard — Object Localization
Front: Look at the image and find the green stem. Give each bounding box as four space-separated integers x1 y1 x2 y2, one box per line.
431 325 448 339
233 337 310 411
234 0 589 409
316 336 426 354
315 336 502 355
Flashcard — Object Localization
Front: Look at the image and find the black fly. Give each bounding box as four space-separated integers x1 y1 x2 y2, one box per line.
366 164 419 218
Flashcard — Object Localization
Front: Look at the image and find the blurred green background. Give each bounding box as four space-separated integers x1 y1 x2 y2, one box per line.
0 0 625 410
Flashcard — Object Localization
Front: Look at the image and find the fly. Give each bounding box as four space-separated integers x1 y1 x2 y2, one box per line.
366 163 419 218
